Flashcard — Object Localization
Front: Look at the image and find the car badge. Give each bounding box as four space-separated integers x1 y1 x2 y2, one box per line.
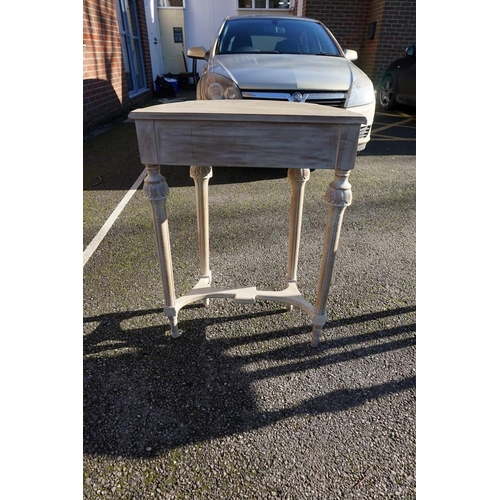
292 92 303 103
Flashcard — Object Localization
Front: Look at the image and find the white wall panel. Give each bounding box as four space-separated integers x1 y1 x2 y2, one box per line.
184 0 236 72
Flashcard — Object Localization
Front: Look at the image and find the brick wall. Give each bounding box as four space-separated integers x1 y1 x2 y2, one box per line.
304 0 371 55
83 0 152 133
372 0 416 83
359 0 383 81
304 0 415 83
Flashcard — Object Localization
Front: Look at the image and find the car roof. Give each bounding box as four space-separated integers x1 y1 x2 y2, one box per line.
223 15 321 23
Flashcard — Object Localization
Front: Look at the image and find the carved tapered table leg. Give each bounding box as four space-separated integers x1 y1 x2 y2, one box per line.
311 168 352 346
286 168 310 310
190 166 213 306
143 164 179 337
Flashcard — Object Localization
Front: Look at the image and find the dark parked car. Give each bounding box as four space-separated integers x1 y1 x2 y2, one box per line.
378 45 416 110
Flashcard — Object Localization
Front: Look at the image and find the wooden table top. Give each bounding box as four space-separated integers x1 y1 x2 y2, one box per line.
129 100 366 125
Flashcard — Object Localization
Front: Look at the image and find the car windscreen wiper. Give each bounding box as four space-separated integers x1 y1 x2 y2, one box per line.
314 52 340 56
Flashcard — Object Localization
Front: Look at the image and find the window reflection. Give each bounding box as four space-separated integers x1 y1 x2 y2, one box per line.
157 0 184 7
238 0 291 8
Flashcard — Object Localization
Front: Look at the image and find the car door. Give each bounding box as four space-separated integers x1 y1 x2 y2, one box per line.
397 55 416 106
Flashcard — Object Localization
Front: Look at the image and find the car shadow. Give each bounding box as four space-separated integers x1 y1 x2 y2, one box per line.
83 305 415 458
163 165 288 188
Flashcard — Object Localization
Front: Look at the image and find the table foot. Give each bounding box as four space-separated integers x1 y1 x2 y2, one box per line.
310 313 327 346
169 316 179 338
164 306 179 337
311 326 321 347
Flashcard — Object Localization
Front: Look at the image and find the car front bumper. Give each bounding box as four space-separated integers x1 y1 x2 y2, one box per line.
346 101 375 151
239 90 374 152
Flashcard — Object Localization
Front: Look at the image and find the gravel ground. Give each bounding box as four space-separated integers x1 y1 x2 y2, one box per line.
83 110 416 499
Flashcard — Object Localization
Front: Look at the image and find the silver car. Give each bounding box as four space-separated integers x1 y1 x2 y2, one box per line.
188 15 375 152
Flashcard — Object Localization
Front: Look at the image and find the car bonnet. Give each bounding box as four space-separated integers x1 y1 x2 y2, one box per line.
211 53 363 91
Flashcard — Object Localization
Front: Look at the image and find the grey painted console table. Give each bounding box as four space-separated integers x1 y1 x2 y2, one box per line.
129 100 365 346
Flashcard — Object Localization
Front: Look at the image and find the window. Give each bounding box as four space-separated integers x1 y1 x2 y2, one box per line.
115 0 147 96
238 0 292 9
157 0 184 7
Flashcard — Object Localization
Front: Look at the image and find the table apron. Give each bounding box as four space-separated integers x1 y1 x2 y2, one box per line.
134 120 360 170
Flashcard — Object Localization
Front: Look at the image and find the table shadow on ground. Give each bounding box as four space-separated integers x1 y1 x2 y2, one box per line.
83 305 415 458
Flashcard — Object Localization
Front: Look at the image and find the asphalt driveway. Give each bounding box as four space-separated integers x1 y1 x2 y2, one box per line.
83 96 416 499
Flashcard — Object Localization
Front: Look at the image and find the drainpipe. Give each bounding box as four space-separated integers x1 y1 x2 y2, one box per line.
296 0 303 16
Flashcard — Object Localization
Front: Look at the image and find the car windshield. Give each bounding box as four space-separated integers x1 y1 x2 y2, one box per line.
216 18 342 56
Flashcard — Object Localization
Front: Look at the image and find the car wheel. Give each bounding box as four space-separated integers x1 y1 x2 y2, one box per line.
379 75 396 109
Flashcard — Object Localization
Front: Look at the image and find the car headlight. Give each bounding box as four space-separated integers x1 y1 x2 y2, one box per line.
346 75 375 108
200 73 242 100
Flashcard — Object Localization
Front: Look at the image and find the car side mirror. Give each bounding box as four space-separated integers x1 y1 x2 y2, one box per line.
344 49 358 61
405 45 416 57
187 46 210 61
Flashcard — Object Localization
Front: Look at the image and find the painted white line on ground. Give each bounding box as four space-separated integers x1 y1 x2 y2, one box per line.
83 169 147 266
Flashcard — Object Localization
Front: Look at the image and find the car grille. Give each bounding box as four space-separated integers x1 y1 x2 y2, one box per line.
359 124 371 139
241 91 371 140
241 91 347 107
